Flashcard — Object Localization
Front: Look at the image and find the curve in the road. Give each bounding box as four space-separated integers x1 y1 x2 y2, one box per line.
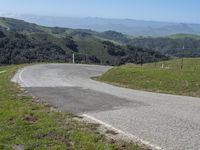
12 64 200 150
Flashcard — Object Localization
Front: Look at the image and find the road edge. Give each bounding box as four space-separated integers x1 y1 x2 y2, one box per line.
82 114 163 150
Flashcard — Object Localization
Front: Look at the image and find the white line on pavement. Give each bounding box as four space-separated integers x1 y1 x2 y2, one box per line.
82 114 163 150
18 69 29 87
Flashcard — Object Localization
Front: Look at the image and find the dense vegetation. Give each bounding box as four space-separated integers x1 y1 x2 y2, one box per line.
98 58 200 97
0 17 168 66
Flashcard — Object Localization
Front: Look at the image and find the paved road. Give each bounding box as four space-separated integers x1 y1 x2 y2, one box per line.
12 64 200 150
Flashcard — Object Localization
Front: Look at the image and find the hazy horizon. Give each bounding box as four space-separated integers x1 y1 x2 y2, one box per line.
0 0 199 24
1 13 200 25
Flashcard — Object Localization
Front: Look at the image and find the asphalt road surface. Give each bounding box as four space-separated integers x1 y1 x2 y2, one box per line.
12 64 200 150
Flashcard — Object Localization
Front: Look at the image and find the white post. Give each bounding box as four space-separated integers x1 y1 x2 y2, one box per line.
181 45 184 69
72 53 75 64
162 63 164 69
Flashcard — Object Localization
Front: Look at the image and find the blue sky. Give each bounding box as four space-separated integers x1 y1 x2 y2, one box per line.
0 0 199 23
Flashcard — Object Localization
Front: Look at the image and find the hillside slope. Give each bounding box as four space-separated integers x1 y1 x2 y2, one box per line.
98 58 200 97
168 33 200 40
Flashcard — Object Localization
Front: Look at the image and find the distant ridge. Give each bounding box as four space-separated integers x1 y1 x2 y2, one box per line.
9 14 200 37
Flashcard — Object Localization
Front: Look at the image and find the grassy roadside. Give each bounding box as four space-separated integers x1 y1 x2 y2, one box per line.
0 65 144 150
97 58 200 97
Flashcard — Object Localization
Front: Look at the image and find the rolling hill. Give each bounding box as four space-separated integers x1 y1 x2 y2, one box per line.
0 17 167 65
93 30 200 58
1 16 200 66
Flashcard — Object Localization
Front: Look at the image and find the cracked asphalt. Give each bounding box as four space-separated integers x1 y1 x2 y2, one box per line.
12 64 200 150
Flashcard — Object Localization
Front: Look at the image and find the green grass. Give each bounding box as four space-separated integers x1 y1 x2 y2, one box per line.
98 58 200 97
0 65 144 150
168 33 200 40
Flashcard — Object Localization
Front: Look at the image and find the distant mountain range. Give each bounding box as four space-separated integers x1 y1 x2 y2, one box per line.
7 14 200 37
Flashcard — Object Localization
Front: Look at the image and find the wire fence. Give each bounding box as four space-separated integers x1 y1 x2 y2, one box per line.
152 60 200 71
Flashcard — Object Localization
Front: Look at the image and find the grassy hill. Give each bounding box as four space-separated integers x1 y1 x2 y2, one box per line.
0 17 168 66
168 33 200 40
97 58 200 97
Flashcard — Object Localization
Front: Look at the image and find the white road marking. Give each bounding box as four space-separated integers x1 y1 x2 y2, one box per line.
18 69 29 87
0 70 7 74
82 114 163 150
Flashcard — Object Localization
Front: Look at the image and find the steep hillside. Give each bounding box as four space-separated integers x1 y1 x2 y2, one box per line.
0 17 42 32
